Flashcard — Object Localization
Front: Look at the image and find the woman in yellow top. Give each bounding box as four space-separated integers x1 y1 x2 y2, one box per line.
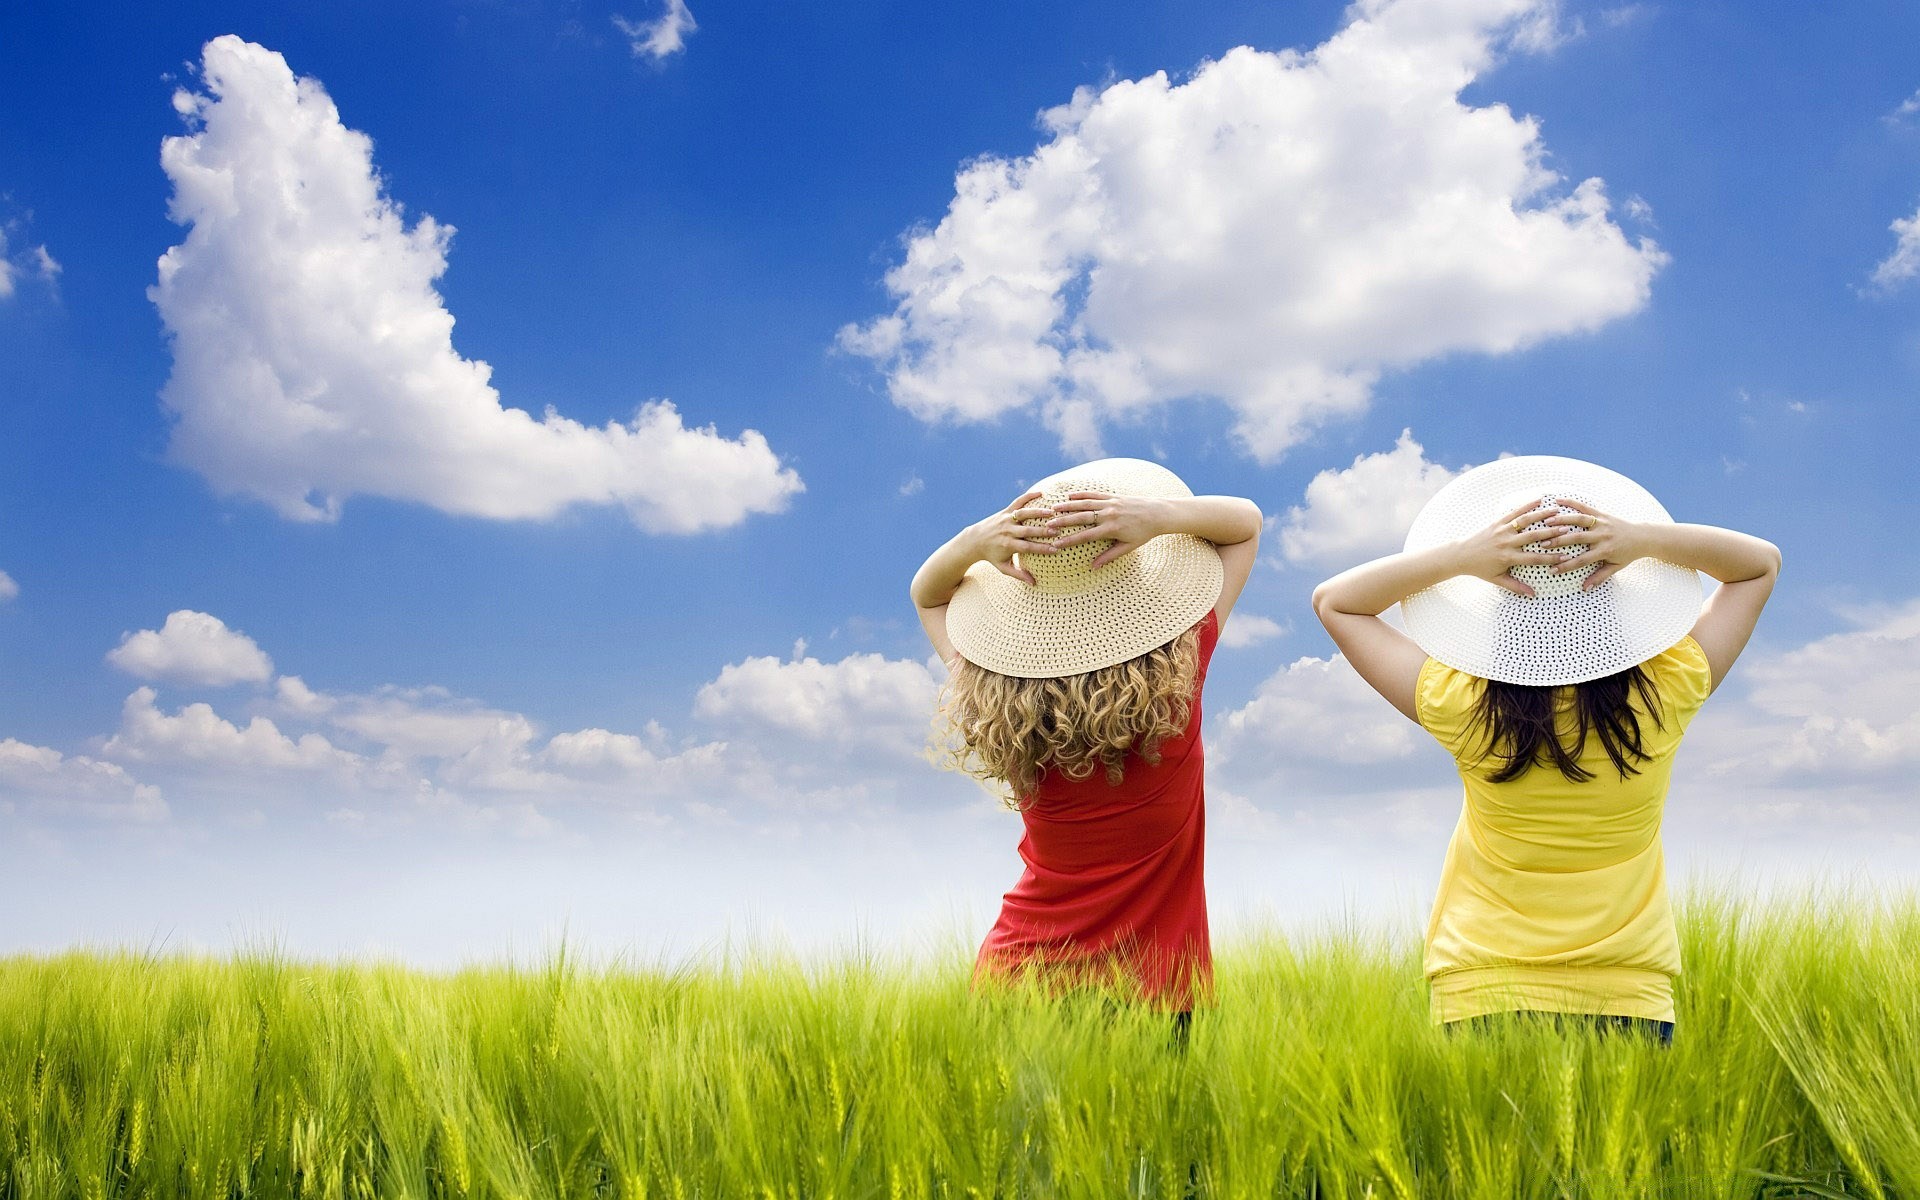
1311 456 1780 1040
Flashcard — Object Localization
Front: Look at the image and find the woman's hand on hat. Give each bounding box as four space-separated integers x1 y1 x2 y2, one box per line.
1453 500 1570 597
1531 499 1651 590
1043 491 1164 570
967 490 1060 585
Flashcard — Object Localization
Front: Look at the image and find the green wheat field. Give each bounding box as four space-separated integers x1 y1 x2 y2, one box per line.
4 892 1918 1199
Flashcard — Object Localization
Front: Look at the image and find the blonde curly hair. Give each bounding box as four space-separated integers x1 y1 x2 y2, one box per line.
933 628 1202 807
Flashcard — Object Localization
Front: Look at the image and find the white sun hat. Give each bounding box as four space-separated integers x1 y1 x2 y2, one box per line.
1400 455 1702 687
945 458 1225 679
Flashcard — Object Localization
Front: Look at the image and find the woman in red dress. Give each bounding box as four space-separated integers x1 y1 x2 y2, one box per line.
909 459 1261 1022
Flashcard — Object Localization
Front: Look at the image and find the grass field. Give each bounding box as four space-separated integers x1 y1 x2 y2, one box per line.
3 893 1918 1199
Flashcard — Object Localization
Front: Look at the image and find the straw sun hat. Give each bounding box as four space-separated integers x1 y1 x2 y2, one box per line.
946 459 1225 679
1400 455 1703 687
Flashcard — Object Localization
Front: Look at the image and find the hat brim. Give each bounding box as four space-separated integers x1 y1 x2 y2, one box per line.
944 458 1225 678
947 536 1223 677
1400 456 1702 686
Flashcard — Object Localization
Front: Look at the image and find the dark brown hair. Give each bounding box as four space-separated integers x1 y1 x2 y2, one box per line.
1467 667 1665 784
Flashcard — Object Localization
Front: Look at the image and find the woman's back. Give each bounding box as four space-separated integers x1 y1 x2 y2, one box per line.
980 611 1218 1009
1416 635 1714 1022
1418 636 1713 871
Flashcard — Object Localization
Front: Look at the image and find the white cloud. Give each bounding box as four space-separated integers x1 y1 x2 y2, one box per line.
543 725 725 782
322 687 532 761
0 739 166 822
1504 0 1585 52
103 687 364 776
1870 204 1920 292
0 222 59 301
613 0 697 61
1278 431 1461 567
1888 88 1920 124
1218 612 1288 649
38 615 953 832
152 35 798 531
274 674 333 717
1215 652 1428 778
1598 5 1653 31
839 0 1664 460
90 673 735 829
0 570 16 602
106 610 274 686
695 649 942 756
1692 600 1920 781
270 679 728 795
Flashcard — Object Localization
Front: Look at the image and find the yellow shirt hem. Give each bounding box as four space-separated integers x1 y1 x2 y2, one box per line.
1429 964 1675 1024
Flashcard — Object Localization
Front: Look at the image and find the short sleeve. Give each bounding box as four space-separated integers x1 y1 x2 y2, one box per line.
1638 635 1713 731
1415 656 1480 759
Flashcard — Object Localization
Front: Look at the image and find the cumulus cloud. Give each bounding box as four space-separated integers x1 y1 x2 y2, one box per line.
90 675 734 830
35 614 967 831
274 674 332 717
543 724 726 782
103 686 363 775
0 570 16 602
695 649 942 756
322 687 533 761
152 35 798 531
1215 652 1431 780
270 679 729 795
0 738 167 822
840 0 1665 459
1692 600 1920 781
613 0 697 61
1277 431 1462 567
1218 612 1287 649
0 221 59 301
1869 204 1920 292
106 610 274 686
80 609 744 824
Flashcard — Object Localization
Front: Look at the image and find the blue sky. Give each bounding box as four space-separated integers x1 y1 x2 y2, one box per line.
2 0 1918 964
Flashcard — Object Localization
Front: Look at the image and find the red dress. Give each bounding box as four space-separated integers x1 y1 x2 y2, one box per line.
975 611 1218 1011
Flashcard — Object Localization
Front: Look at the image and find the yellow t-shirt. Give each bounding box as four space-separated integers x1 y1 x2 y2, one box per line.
1415 636 1713 1024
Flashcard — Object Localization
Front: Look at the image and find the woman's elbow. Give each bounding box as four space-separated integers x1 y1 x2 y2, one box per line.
1310 582 1339 628
1239 498 1265 542
1744 538 1783 585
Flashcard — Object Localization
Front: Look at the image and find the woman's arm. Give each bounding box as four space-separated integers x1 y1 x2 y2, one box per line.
1046 493 1264 626
911 490 1059 662
1534 502 1782 691
1312 501 1560 721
